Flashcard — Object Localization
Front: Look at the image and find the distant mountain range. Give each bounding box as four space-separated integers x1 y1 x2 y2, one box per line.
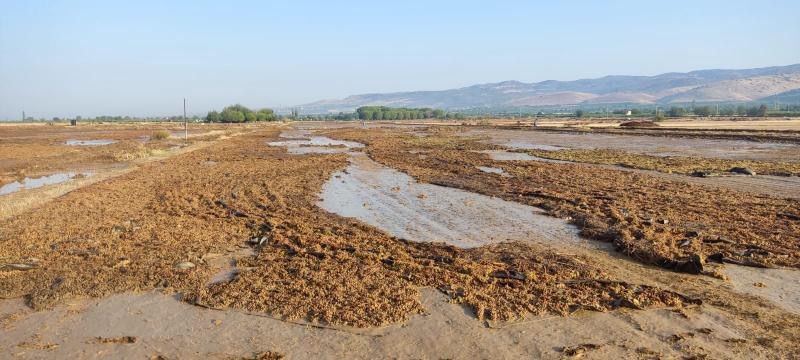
298 64 800 113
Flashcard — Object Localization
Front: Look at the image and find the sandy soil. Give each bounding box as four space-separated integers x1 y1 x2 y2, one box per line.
0 287 762 359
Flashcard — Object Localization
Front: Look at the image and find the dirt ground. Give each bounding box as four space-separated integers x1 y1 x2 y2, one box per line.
0 122 253 185
460 127 800 160
386 117 800 131
522 148 800 176
1 121 800 358
0 123 256 220
330 127 800 269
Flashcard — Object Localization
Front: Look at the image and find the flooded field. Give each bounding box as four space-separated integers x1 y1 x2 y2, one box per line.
64 139 117 146
0 171 92 195
464 128 800 161
1 121 799 359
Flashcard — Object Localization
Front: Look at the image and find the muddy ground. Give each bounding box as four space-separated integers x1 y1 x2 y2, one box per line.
0 123 249 185
461 127 800 160
330 127 800 270
522 148 800 177
1 122 799 359
460 126 800 202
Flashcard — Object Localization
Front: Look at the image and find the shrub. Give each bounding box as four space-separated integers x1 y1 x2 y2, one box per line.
151 130 171 141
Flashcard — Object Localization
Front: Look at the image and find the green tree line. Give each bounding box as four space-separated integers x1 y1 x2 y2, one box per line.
356 106 463 120
666 104 768 117
206 104 276 123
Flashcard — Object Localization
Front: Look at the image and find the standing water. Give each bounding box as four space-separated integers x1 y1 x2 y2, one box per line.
0 172 93 196
65 139 117 146
318 153 586 248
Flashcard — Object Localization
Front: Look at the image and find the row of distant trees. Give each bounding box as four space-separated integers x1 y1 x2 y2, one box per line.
206 104 276 123
356 106 464 120
574 104 772 118
665 104 768 117
17 115 202 123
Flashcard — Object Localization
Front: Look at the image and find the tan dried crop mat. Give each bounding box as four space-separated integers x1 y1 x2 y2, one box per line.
1 129 694 328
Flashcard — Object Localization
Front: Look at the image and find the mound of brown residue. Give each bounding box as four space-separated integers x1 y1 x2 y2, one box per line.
619 120 659 128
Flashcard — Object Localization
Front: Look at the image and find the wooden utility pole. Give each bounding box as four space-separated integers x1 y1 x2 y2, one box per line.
183 98 188 142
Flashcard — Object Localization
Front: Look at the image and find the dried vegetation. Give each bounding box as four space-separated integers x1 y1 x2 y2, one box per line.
1 129 694 328
524 148 800 176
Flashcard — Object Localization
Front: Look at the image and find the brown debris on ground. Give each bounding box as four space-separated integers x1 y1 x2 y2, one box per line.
193 239 696 326
326 127 800 273
523 148 800 177
92 336 137 344
619 120 659 128
0 128 693 328
559 343 604 357
233 351 284 360
515 125 800 145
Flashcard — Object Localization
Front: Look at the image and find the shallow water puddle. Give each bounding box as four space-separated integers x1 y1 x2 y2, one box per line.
0 172 93 195
65 139 117 146
476 166 510 177
723 265 800 315
318 153 584 248
290 146 353 155
0 286 744 359
503 142 566 151
268 133 364 154
268 136 364 148
475 150 571 163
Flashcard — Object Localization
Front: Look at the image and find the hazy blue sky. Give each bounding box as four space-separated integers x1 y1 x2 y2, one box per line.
1 0 799 119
